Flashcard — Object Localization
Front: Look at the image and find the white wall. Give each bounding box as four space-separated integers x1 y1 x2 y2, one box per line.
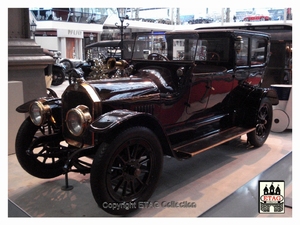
8 81 25 155
35 36 58 51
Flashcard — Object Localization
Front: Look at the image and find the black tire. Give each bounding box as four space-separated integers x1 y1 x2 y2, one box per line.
90 126 163 215
247 98 273 147
15 117 66 178
68 71 77 85
51 67 65 86
60 59 73 71
46 88 58 98
68 68 84 85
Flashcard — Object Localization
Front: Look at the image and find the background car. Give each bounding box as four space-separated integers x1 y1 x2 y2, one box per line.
188 17 214 24
243 14 271 21
155 18 172 24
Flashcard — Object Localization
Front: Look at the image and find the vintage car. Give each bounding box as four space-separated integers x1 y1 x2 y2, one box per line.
155 18 172 24
67 39 147 83
85 39 123 60
15 28 278 215
66 40 124 84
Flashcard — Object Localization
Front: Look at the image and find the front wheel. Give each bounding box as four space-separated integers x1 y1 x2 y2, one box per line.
68 68 84 84
247 98 273 147
90 127 163 215
15 117 67 178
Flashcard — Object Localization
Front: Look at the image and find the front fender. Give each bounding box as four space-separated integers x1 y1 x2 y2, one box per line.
16 97 61 113
89 109 146 133
89 109 177 158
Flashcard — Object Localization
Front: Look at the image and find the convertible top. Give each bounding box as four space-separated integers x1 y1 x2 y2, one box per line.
85 40 121 49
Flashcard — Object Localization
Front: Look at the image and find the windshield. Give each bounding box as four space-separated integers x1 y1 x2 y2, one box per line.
129 33 168 60
131 32 230 63
87 46 121 59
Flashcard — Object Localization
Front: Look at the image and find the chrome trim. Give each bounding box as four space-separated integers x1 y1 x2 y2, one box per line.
66 105 92 136
29 100 51 126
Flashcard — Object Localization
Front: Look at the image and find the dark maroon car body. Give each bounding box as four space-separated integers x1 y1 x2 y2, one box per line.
15 28 278 215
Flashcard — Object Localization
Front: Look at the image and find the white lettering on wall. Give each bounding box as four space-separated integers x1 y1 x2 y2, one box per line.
68 30 82 36
57 29 83 38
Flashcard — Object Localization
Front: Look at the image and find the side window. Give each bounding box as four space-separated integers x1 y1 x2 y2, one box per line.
195 38 229 62
195 40 207 61
251 37 266 65
172 39 198 60
236 36 248 66
173 39 185 60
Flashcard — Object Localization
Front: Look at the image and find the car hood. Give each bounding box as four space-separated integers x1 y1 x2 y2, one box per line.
89 77 159 101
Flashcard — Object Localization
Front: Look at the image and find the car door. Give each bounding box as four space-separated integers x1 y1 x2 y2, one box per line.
234 34 269 87
203 36 234 110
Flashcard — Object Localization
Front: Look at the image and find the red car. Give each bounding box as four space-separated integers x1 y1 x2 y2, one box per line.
243 14 271 21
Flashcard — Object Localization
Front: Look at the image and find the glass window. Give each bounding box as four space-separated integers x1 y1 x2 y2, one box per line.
236 36 248 66
171 37 229 62
195 40 207 61
172 38 198 60
251 37 266 65
204 38 229 62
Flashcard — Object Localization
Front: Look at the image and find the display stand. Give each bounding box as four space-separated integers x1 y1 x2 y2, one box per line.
271 84 292 132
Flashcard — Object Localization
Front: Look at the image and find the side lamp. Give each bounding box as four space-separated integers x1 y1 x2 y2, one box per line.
30 20 37 39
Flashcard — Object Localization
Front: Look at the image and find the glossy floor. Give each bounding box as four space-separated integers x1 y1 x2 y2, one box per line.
8 133 292 217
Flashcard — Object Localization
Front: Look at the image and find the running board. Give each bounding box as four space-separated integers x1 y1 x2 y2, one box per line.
173 127 255 158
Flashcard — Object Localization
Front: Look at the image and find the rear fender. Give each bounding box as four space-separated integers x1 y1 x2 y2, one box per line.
224 83 278 127
264 88 279 105
238 87 278 127
248 87 279 107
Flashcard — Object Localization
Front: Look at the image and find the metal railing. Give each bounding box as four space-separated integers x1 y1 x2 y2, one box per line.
30 8 108 25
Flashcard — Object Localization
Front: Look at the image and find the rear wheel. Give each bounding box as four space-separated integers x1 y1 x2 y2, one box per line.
247 98 273 147
90 126 163 215
68 72 77 84
60 59 73 71
51 67 65 86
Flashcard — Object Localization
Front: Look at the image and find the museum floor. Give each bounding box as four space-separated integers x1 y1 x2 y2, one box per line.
8 81 293 218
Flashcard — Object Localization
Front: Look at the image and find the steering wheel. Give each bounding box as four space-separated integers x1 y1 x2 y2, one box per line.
207 52 220 61
148 53 169 61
